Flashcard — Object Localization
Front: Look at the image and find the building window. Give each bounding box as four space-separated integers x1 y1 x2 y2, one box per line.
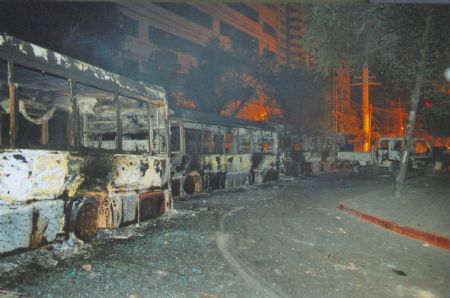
155 3 213 29
263 23 277 38
118 13 139 37
148 26 203 56
220 22 258 52
226 3 259 22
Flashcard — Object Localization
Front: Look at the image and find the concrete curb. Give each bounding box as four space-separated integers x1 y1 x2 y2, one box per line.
337 203 450 251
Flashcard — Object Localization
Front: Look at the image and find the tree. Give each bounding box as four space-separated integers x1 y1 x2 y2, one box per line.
183 38 256 115
303 4 449 198
272 67 328 131
133 48 180 105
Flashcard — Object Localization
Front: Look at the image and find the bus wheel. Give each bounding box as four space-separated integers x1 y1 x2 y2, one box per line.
69 197 98 241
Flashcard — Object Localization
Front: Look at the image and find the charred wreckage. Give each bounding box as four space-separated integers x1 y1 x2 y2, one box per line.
0 34 314 255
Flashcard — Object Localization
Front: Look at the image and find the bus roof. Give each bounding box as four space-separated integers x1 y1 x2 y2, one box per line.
0 33 166 105
170 107 277 131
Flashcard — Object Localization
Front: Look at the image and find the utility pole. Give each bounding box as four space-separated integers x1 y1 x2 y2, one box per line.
362 63 370 152
352 65 381 152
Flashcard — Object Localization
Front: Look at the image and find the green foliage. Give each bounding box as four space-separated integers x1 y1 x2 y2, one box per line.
303 5 450 136
183 39 256 114
138 48 180 90
419 86 450 136
303 5 387 76
272 67 328 131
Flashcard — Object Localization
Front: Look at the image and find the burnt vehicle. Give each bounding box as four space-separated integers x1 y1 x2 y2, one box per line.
169 107 279 198
338 137 433 175
0 34 171 255
277 125 345 176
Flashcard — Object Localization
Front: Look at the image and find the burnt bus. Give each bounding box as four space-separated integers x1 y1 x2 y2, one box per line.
0 34 171 255
277 125 346 175
169 108 279 198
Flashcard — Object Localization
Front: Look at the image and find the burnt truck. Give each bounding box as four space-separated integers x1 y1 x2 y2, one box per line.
337 137 433 174
168 107 279 198
0 34 171 255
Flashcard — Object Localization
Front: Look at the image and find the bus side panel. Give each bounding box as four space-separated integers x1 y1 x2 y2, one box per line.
89 154 170 228
0 150 83 254
109 154 168 192
172 152 278 197
0 150 83 202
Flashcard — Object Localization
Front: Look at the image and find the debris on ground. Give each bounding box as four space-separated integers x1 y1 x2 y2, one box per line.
81 264 92 272
52 233 87 260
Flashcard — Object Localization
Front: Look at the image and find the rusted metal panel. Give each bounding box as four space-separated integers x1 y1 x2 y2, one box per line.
83 191 122 229
179 120 186 154
69 79 80 148
0 200 64 253
0 150 83 203
41 120 49 145
139 191 165 220
147 103 154 153
0 150 82 253
120 193 139 224
33 200 65 243
0 205 33 253
172 151 278 197
115 93 122 151
109 155 168 192
0 34 171 255
0 34 166 105
7 61 18 148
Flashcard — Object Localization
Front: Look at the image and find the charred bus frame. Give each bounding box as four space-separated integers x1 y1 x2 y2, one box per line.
0 34 171 255
277 125 346 176
169 107 279 198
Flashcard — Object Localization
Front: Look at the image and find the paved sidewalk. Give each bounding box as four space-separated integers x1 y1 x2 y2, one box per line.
338 174 450 249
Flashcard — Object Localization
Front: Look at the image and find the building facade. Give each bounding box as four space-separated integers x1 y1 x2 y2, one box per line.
117 3 285 72
278 3 311 68
116 3 309 121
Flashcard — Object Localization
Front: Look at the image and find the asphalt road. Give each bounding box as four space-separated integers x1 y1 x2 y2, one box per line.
2 173 448 297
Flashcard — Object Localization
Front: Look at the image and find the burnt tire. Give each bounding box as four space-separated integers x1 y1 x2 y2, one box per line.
69 197 98 241
183 175 196 195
